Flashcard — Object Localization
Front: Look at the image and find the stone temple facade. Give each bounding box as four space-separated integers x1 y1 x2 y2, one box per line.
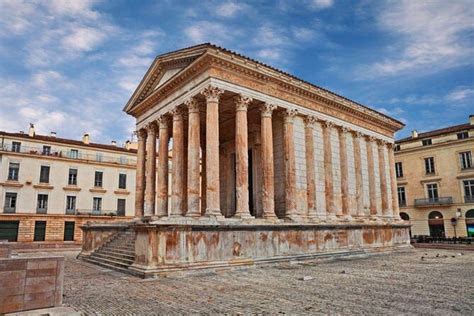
80 44 411 277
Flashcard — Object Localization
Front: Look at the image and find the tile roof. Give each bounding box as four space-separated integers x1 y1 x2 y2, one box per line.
396 123 473 144
0 131 137 154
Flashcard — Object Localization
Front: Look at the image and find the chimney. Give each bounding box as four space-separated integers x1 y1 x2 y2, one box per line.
470 115 474 126
411 130 418 138
28 123 35 137
125 140 131 150
82 133 90 144
50 131 57 138
111 140 117 146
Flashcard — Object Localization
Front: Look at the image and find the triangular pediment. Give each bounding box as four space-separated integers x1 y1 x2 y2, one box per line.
123 44 212 114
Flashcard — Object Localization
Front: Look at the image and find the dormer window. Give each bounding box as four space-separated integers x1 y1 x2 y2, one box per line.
11 141 21 152
422 139 432 146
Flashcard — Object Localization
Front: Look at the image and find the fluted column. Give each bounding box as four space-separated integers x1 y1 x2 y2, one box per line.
135 128 147 218
387 143 400 220
304 116 317 219
351 131 364 219
201 85 224 218
171 106 184 216
200 139 206 215
260 103 277 219
156 115 169 217
234 95 253 219
322 120 337 220
378 140 389 218
366 136 378 219
338 126 351 220
144 121 157 216
186 98 201 217
282 108 299 220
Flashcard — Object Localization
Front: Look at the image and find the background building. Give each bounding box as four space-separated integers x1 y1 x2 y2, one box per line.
395 115 474 237
0 124 136 244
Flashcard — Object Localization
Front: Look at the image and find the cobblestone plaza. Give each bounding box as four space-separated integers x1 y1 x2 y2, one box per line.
28 249 471 314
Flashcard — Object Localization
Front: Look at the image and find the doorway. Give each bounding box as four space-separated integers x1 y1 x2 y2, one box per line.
34 221 46 241
428 211 445 237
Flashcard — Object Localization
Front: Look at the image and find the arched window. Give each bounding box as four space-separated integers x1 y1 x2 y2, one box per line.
400 212 410 221
428 211 443 219
466 209 474 218
466 209 474 237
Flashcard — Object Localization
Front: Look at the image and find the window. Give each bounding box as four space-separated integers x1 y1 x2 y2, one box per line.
464 180 474 202
36 194 48 214
96 152 103 162
11 141 21 152
118 173 127 189
395 162 403 178
8 162 20 181
68 168 78 185
4 193 17 213
459 151 472 170
394 144 401 152
66 196 76 214
93 197 102 213
39 165 50 183
42 146 51 155
457 131 469 140
424 157 435 174
64 222 75 241
69 149 79 159
117 199 126 216
427 183 439 201
397 187 407 207
94 171 103 187
422 139 432 146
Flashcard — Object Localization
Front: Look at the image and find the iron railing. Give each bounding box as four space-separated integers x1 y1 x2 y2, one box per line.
65 209 124 216
414 197 453 207
1 143 136 166
465 196 474 203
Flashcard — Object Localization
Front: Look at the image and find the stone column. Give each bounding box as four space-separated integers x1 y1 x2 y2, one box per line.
282 108 299 220
234 95 253 219
351 131 364 219
135 128 147 218
366 136 378 219
322 120 337 220
186 98 201 217
260 103 277 219
387 143 400 219
171 106 184 216
304 116 317 219
144 121 157 216
338 126 351 220
378 140 390 218
200 139 206 215
156 115 169 217
201 85 224 218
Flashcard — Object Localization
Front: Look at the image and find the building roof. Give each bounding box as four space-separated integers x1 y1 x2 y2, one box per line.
0 131 137 154
396 123 474 144
126 43 404 128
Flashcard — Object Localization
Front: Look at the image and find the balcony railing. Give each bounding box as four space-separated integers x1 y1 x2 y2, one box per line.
65 209 124 216
399 200 407 207
465 196 474 203
414 197 453 207
1 143 136 166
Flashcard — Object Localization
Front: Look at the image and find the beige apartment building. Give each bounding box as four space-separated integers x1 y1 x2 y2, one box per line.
0 124 136 244
395 115 474 238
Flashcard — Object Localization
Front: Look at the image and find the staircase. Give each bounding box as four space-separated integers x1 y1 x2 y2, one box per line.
82 229 138 276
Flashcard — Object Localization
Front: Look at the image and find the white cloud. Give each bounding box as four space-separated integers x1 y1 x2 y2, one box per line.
32 71 63 88
215 2 247 17
61 27 107 52
309 0 334 10
254 25 287 46
257 49 282 61
362 0 474 77
184 21 234 45
446 87 474 102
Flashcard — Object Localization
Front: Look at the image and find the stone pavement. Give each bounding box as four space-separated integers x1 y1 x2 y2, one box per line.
32 249 473 314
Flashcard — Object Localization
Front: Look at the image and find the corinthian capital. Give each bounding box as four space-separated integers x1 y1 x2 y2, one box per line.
323 120 335 129
157 115 170 129
170 106 184 120
280 108 298 123
260 103 277 118
234 94 253 111
304 115 318 128
184 97 200 113
201 85 224 102
145 121 158 134
136 128 147 140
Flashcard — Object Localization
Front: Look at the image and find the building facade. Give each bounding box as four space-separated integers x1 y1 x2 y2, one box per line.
81 44 411 278
395 115 474 237
0 125 136 243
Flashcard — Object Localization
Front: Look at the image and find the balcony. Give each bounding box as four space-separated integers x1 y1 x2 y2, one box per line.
65 209 119 216
1 143 136 166
465 196 474 203
414 197 453 207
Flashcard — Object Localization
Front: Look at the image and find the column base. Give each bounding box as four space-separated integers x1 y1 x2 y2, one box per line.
233 212 255 220
204 208 224 219
185 211 201 218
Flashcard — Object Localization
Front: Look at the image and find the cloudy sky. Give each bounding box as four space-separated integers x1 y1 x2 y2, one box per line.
0 0 472 144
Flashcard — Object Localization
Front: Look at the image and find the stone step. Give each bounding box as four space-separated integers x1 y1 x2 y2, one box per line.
86 254 132 269
103 245 135 253
98 249 135 260
91 252 134 264
82 256 141 277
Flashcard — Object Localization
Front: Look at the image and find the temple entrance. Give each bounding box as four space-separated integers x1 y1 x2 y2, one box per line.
428 211 445 237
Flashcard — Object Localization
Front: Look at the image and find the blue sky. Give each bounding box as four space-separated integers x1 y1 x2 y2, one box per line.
0 0 472 144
